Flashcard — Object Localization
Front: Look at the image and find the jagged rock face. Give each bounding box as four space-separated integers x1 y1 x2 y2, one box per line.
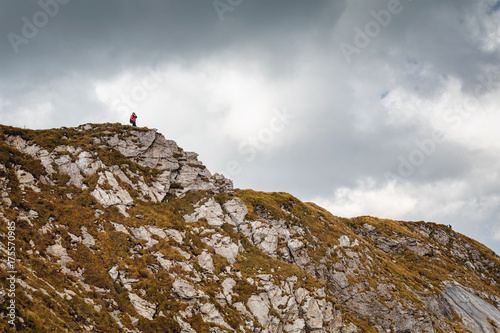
129 293 157 321
101 130 213 195
184 197 227 227
0 124 500 333
443 286 500 332
5 125 233 216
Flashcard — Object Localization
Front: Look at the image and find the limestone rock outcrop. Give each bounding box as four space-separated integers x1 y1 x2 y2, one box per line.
6 125 234 217
1 123 499 333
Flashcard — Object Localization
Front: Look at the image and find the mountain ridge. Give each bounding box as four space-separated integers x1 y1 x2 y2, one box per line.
0 123 499 332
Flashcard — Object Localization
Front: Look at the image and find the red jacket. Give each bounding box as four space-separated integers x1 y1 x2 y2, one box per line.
130 114 137 122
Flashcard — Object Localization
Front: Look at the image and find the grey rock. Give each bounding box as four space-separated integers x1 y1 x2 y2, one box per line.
147 226 167 240
172 278 203 299
7 137 54 175
111 222 130 235
175 165 202 186
301 297 323 329
247 294 270 327
331 272 350 290
129 226 159 249
344 291 385 318
68 232 82 244
108 265 120 281
81 226 96 248
203 234 239 263
239 219 292 259
255 226 280 254
91 171 134 215
233 302 253 317
184 197 225 227
342 323 360 333
76 151 104 176
175 316 197 333
215 292 227 306
28 210 39 219
197 251 215 273
338 235 351 247
173 247 191 260
128 293 156 320
153 252 173 270
101 129 231 198
15 168 40 192
221 278 237 305
403 237 431 257
212 173 234 195
47 242 73 266
376 237 403 253
294 288 309 305
54 154 85 187
39 221 55 234
94 209 105 218
199 303 231 329
0 177 12 207
287 239 305 253
223 198 248 225
165 229 184 243
363 223 376 232
443 286 500 332
287 239 310 266
432 229 450 245
284 318 305 333
266 284 289 313
118 272 140 292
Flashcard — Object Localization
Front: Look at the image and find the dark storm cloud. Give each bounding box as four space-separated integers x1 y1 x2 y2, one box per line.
334 0 500 94
1 0 344 75
1 0 500 253
0 0 346 127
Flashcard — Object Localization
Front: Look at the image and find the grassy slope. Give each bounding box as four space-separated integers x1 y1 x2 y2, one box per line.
235 189 500 331
0 124 499 332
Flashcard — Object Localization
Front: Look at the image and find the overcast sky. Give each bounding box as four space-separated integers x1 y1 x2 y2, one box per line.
1 0 500 254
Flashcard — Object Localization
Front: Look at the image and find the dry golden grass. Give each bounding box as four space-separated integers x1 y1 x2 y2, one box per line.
1 125 499 332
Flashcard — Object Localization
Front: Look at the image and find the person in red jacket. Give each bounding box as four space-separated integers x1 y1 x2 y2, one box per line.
130 112 137 127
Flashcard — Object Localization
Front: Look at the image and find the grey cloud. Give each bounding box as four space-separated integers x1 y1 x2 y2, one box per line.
0 0 500 253
0 0 344 75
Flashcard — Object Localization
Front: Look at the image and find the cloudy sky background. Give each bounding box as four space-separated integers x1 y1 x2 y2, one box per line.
1 0 500 253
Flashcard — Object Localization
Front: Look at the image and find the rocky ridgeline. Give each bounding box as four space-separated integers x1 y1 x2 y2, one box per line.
97 195 349 332
0 124 499 333
5 124 233 215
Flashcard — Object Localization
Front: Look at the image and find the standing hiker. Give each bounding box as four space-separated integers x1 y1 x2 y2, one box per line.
130 112 137 127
